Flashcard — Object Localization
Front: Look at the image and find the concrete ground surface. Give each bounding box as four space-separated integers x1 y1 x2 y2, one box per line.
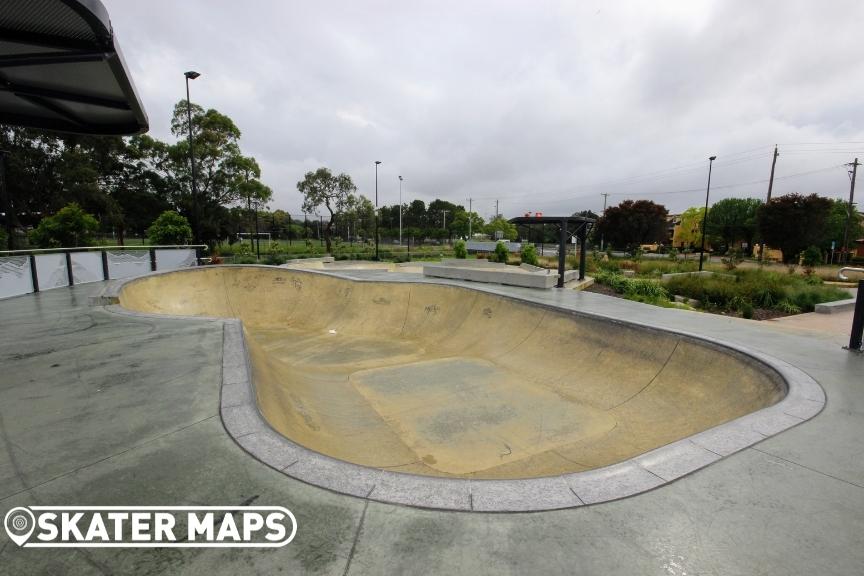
0 271 862 575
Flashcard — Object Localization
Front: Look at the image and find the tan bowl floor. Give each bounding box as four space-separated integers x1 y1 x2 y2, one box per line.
119 267 785 479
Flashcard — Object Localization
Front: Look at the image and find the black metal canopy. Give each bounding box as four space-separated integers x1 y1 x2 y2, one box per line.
0 0 148 135
510 215 596 288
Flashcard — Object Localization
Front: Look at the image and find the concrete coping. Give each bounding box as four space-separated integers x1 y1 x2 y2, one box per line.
814 298 857 314
100 266 826 512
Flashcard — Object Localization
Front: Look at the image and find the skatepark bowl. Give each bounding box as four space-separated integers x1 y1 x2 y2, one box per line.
118 266 786 480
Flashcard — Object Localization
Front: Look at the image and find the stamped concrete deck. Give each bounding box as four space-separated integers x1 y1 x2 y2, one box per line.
1 270 863 575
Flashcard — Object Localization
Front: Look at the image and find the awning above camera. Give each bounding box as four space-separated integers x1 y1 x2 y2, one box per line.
0 0 148 135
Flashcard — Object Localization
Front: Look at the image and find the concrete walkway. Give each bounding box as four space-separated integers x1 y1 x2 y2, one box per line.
1 274 863 575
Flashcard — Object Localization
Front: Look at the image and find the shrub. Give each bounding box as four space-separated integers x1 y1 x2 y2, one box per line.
721 249 744 270
801 245 822 275
146 211 192 245
454 239 468 259
740 301 754 319
521 243 539 266
265 253 288 265
494 241 509 263
29 203 99 248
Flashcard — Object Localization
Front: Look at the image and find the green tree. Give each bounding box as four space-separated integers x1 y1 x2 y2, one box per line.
595 200 668 251
494 241 510 263
484 215 518 241
822 199 862 254
29 203 99 248
297 167 357 253
146 211 192 245
757 193 833 263
451 210 485 239
674 206 706 249
705 198 762 253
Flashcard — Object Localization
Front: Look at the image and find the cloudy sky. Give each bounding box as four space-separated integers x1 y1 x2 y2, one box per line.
105 0 864 219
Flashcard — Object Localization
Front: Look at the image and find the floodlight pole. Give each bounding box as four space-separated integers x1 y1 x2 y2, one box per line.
184 71 201 244
698 156 717 272
398 175 403 246
375 161 381 260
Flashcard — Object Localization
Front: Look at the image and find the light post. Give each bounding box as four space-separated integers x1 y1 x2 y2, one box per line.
374 160 381 259
398 175 403 246
184 71 201 243
698 156 717 272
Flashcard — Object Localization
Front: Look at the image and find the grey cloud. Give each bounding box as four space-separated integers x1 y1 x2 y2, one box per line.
105 0 864 219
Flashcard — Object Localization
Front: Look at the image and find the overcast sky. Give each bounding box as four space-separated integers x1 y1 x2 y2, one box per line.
105 0 864 219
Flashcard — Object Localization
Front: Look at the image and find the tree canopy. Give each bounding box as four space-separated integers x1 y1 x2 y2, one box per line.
757 193 833 263
595 200 668 251
705 197 762 253
297 167 358 253
29 203 99 248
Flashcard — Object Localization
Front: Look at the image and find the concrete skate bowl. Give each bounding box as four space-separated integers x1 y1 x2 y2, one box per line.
118 266 786 481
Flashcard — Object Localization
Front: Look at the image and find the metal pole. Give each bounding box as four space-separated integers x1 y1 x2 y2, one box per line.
0 150 13 250
698 156 716 272
185 75 200 244
374 161 381 259
842 158 859 265
557 219 567 288
254 203 260 260
398 175 403 246
849 279 864 351
578 224 587 281
600 192 608 251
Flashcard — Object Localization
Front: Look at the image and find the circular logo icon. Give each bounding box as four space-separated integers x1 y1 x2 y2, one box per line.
4 507 35 547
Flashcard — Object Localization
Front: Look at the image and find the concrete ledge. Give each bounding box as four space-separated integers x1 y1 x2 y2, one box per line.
815 298 857 314
100 266 826 512
424 262 579 289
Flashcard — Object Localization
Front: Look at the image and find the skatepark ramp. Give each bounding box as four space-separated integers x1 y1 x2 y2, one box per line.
119 266 785 479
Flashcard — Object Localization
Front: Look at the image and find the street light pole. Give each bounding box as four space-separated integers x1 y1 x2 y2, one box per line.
698 156 717 272
374 160 381 259
398 175 403 246
184 71 201 244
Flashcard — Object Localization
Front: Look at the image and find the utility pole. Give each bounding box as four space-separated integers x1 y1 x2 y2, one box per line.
759 145 779 264
600 192 609 251
468 198 473 239
495 200 499 219
842 158 859 264
766 145 779 202
442 209 449 229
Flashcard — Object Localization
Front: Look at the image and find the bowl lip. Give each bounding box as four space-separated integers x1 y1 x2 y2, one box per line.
101 265 825 513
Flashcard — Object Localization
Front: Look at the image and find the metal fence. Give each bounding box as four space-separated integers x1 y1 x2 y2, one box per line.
0 245 205 299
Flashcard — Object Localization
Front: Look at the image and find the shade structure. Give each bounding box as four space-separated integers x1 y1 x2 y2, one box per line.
0 0 148 135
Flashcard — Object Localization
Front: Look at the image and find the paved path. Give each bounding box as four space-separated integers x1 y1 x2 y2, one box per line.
1 275 862 575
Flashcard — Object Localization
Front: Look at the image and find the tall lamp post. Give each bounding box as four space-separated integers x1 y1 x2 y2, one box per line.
398 175 403 246
374 160 381 259
698 155 717 272
184 71 201 243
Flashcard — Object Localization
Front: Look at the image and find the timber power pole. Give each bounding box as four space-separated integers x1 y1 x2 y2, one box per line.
766 145 779 202
759 145 779 263
842 158 859 264
468 198 473 238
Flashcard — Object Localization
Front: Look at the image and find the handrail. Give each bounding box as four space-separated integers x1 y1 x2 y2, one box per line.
839 267 864 281
0 245 207 256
